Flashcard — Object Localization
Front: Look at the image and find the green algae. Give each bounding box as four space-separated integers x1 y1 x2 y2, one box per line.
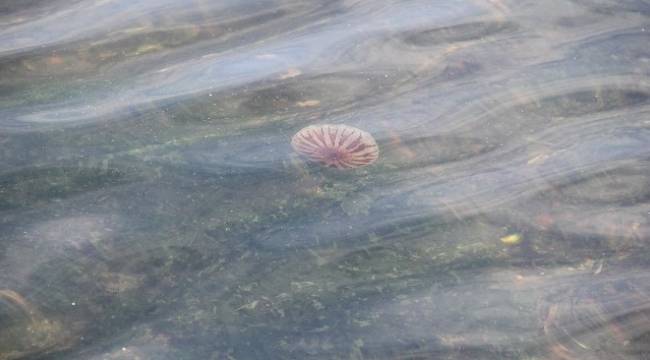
0 167 131 211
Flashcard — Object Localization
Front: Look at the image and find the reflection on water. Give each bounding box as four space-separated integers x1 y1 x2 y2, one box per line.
1 0 649 358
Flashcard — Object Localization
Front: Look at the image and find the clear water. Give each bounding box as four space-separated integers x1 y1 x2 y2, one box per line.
1 1 649 359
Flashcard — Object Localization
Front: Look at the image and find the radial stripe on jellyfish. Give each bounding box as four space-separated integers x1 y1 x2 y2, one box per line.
291 124 379 169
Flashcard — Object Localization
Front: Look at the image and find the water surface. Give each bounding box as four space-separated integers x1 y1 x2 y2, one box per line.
1 0 649 359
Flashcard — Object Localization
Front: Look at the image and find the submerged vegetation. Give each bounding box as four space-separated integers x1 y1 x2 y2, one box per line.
1 0 649 359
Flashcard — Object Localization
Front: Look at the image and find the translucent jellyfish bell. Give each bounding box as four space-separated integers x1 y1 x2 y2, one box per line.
291 124 379 169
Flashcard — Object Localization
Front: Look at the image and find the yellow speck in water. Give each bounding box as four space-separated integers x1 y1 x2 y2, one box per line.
134 44 164 55
279 68 302 79
295 99 320 107
500 233 522 245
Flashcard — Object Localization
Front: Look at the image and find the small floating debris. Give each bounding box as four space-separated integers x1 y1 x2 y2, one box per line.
291 124 379 169
500 233 522 245
279 68 302 79
295 99 321 108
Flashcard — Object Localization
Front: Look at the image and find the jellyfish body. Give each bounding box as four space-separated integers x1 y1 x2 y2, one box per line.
291 124 379 169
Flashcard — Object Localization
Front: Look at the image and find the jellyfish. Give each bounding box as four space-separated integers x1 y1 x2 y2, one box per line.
291 124 379 169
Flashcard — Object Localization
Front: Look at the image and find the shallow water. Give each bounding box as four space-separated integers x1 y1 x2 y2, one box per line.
1 0 649 359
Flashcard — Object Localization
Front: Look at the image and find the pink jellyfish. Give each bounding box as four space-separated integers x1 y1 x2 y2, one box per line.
291 124 379 169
